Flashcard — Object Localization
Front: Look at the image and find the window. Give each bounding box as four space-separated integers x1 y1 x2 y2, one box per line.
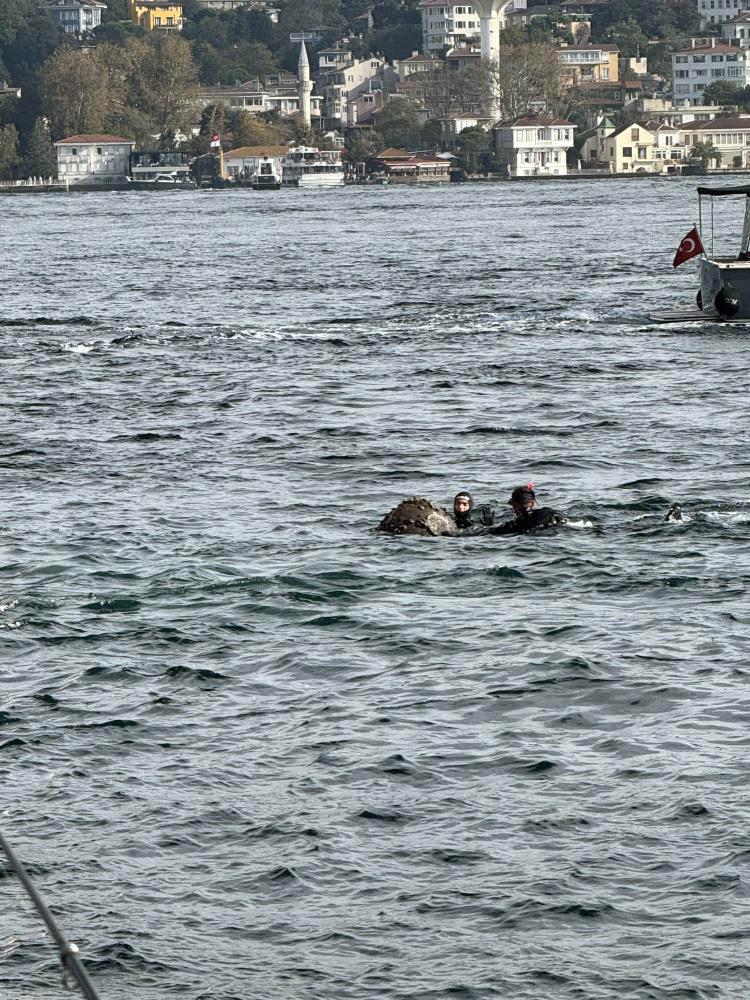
72 147 78 155
631 128 639 140
693 54 706 61
622 145 633 156
97 146 102 154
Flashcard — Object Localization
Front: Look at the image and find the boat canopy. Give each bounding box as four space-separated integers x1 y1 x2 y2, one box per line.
697 184 750 197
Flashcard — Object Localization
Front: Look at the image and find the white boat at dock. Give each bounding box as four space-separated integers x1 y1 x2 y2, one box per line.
281 146 344 188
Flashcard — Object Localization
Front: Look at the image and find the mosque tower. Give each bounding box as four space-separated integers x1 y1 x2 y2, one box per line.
298 41 312 130
471 0 514 116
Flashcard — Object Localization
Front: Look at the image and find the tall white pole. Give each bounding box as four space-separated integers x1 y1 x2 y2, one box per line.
298 41 312 129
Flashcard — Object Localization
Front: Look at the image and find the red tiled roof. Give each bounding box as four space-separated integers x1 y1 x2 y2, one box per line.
55 134 134 144
673 43 744 53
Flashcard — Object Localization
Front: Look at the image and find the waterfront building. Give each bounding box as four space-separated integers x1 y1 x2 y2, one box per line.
493 113 576 176
557 43 620 84
682 114 750 167
128 0 184 30
672 40 750 104
579 119 657 172
47 0 106 34
368 147 451 181
54 134 134 185
223 144 287 180
721 13 750 46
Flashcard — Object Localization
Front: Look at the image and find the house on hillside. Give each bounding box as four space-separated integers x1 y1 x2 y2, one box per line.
672 40 750 105
54 134 134 185
493 113 576 177
557 43 620 84
47 0 106 34
128 0 184 30
721 13 750 46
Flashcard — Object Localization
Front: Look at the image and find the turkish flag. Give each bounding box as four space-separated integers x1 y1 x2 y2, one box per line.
673 227 704 268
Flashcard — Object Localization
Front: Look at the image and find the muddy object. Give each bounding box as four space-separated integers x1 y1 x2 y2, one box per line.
377 497 458 537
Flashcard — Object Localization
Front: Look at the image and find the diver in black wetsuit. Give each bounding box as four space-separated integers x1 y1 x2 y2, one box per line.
453 491 495 534
487 484 567 535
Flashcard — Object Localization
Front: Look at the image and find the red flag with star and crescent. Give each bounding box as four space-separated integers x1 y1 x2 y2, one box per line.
673 226 704 268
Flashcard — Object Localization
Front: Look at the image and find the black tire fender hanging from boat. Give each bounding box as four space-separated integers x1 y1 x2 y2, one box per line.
715 284 741 319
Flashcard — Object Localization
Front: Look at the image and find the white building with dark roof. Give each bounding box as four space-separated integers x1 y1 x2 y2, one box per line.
672 40 750 104
47 0 106 34
682 114 750 166
54 134 135 184
493 113 575 176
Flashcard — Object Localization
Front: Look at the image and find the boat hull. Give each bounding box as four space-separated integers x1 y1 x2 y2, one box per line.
699 257 750 319
283 174 345 188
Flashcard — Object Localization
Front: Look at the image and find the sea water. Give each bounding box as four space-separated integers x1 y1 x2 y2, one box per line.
1 180 749 1000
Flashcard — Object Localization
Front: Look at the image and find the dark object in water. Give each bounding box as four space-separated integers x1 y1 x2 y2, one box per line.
377 497 458 536
665 504 684 522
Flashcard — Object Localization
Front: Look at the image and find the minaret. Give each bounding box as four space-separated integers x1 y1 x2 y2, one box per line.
298 41 312 129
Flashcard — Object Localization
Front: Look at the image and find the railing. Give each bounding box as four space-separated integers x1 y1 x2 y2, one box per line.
0 178 69 191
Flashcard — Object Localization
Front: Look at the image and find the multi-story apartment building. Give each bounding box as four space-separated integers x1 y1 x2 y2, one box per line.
698 0 750 28
420 2 481 54
557 43 620 84
672 40 750 104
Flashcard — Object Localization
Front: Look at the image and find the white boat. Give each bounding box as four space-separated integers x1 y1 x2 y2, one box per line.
128 150 195 189
249 156 282 190
696 184 750 319
281 146 345 187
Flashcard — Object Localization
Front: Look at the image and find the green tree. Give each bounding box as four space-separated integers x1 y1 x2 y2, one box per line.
0 122 20 178
691 140 722 169
278 0 346 35
127 34 199 138
605 17 647 57
374 98 422 149
24 115 56 176
365 22 422 59
343 130 383 163
703 80 744 106
454 124 489 173
42 46 114 137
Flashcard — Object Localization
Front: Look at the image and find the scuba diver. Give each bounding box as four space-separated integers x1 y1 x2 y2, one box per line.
453 491 496 534
487 484 567 535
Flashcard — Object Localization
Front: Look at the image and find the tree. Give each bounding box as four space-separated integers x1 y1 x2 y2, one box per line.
0 122 20 178
487 43 567 121
374 98 422 149
605 18 647 58
703 80 745 107
228 109 284 147
24 115 56 176
278 0 346 35
454 124 490 173
42 47 115 138
127 35 199 139
691 140 722 169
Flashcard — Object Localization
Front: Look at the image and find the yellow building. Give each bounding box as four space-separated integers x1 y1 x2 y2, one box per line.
557 43 619 85
128 0 184 30
581 118 659 173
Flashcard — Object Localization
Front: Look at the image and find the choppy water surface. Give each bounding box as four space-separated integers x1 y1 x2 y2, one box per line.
1 180 750 1000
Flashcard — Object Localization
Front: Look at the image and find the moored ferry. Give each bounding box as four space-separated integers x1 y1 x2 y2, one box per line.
281 146 345 187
